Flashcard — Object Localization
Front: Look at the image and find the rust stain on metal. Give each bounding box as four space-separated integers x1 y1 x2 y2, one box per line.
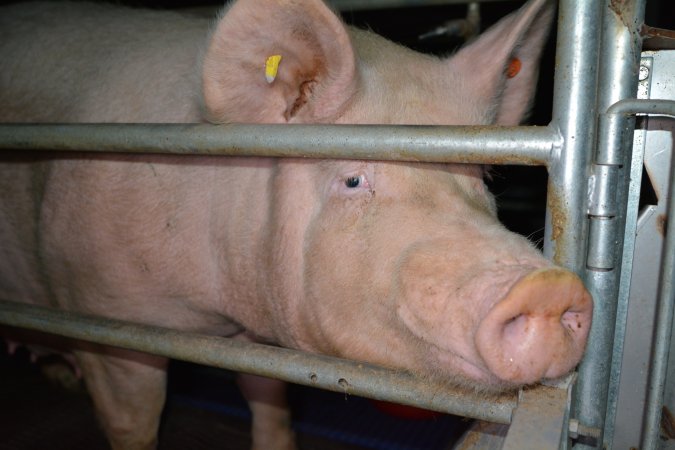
548 188 566 252
662 406 675 439
609 0 643 56
642 25 675 51
456 427 483 449
454 421 508 449
657 214 667 237
641 25 675 40
609 0 631 28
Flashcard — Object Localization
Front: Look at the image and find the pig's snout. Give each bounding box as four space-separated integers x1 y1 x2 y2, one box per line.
476 268 593 385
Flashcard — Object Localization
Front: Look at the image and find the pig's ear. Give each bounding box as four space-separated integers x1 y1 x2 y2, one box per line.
202 0 357 124
448 0 554 125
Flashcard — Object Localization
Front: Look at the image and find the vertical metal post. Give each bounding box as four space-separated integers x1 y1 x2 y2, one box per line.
547 0 602 447
562 0 646 448
642 138 675 450
545 0 602 270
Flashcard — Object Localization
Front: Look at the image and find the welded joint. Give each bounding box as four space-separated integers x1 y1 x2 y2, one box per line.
545 123 564 166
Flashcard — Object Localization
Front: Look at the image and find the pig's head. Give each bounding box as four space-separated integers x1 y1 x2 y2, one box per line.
202 0 593 392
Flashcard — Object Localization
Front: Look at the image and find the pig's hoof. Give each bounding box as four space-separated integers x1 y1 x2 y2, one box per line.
39 356 84 392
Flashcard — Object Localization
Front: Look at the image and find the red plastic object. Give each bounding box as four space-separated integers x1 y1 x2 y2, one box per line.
370 399 441 420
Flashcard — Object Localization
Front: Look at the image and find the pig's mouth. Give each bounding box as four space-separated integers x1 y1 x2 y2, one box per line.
427 343 520 392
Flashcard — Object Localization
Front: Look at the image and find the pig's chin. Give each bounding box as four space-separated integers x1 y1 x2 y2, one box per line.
424 343 520 394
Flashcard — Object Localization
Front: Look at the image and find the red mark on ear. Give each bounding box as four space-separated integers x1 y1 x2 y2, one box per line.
506 57 522 78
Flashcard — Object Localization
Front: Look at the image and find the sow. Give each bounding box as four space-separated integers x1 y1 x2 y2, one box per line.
0 0 592 449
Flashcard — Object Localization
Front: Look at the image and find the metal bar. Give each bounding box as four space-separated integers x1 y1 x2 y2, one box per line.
0 299 517 424
548 0 603 443
587 100 675 273
0 123 556 166
546 0 601 268
567 0 646 447
641 121 675 450
604 56 652 450
328 0 512 10
588 100 675 447
501 385 572 450
603 98 675 118
589 2 647 446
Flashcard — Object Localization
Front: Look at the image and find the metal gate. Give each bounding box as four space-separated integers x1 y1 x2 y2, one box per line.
1 0 674 448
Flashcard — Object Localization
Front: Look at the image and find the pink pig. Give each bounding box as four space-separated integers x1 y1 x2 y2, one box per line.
0 0 592 449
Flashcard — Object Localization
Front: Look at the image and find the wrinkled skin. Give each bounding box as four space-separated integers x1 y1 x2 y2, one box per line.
0 0 592 449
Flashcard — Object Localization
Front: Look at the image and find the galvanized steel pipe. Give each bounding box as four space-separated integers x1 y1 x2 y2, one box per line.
636 107 675 450
604 98 675 120
641 149 675 450
0 123 555 166
546 0 602 270
566 0 646 447
0 299 517 424
587 101 675 271
329 0 512 9
548 0 603 441
588 102 675 450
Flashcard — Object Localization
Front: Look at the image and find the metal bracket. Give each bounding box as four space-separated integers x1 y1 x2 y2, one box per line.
502 386 569 449
502 377 575 450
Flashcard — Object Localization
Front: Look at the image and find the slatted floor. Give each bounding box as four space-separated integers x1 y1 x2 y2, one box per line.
0 347 469 450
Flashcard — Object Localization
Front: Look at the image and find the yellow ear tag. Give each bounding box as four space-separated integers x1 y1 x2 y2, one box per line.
265 55 282 84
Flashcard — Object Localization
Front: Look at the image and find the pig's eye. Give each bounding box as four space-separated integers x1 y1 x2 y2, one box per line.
345 175 362 188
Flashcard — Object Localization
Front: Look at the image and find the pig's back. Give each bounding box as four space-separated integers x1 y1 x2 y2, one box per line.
0 4 240 328
0 2 210 123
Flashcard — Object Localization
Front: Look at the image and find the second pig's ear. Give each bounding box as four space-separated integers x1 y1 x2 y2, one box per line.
202 0 358 124
447 0 554 126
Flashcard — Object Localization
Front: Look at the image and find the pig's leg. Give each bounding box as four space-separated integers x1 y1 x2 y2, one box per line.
237 373 296 450
75 349 169 450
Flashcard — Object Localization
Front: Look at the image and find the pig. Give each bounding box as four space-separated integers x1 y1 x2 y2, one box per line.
0 0 593 449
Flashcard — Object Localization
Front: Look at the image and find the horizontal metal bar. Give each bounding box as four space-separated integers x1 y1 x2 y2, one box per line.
0 299 517 424
597 99 675 165
329 0 513 10
605 98 675 117
0 123 556 166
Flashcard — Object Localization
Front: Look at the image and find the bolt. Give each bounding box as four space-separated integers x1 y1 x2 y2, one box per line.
569 419 602 440
639 64 650 81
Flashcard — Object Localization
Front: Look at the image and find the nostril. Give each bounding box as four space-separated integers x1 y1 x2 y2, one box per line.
562 310 585 333
502 313 530 342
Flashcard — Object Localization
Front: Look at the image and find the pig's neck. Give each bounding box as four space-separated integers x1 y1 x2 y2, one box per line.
211 157 285 342
213 158 320 348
